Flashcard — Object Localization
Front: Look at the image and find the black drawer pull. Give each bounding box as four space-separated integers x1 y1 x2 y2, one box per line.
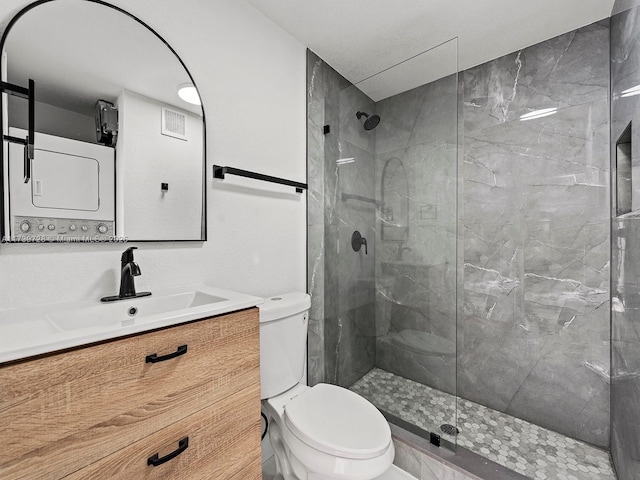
145 344 188 363
147 436 189 467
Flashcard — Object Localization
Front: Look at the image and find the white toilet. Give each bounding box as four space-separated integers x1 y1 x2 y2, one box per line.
260 293 395 480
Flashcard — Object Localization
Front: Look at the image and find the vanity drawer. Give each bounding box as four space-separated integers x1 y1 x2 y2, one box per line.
64 382 261 480
0 307 259 480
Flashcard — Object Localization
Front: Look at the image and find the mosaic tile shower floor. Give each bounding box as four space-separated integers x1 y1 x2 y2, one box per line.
350 369 615 480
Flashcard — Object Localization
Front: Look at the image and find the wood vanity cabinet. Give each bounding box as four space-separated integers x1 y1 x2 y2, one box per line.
0 307 262 480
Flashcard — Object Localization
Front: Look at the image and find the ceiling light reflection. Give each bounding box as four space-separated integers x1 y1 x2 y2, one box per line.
336 157 355 165
621 85 640 98
177 83 201 105
519 107 558 121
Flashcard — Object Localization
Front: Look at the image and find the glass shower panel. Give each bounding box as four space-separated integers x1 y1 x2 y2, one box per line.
334 38 460 449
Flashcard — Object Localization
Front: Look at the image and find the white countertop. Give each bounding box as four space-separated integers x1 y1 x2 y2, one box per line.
0 284 263 364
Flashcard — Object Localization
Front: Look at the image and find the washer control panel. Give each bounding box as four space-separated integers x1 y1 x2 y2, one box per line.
13 216 115 242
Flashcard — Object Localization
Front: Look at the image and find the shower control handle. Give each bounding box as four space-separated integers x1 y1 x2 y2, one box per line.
351 230 368 255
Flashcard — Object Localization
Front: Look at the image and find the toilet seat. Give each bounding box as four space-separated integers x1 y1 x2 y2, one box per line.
284 383 391 459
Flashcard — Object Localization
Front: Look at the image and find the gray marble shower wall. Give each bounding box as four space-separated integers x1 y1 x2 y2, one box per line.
460 21 611 448
308 17 611 451
611 1 640 478
307 51 377 388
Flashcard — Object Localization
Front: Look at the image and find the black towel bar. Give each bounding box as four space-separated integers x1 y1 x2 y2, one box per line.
213 165 307 193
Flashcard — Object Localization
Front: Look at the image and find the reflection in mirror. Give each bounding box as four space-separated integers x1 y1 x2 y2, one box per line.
1 0 205 242
380 156 409 241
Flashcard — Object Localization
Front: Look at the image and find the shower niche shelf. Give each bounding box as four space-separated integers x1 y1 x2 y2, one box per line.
616 122 632 217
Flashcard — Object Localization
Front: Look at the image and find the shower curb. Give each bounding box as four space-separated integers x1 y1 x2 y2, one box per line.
389 422 530 480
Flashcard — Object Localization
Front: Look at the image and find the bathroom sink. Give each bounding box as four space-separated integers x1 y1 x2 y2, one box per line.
0 316 61 350
47 290 228 332
0 284 262 363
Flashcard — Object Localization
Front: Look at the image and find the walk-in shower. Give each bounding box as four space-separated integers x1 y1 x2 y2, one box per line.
308 17 620 480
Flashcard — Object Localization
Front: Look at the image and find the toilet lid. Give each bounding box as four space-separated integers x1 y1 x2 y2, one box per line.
284 383 391 460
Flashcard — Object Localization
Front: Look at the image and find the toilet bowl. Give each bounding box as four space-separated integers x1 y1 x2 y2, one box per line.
260 293 395 480
264 383 395 479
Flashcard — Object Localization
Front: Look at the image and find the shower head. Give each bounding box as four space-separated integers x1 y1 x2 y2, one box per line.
356 111 381 131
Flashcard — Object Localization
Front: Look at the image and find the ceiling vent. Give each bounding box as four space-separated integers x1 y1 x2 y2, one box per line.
161 107 187 140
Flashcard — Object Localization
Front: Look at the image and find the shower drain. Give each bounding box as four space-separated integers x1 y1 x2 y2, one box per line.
440 424 459 436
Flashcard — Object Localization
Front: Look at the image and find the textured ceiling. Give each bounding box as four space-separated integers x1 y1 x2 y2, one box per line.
247 0 614 100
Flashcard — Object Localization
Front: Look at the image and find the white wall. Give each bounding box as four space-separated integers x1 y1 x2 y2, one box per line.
9 98 96 142
0 0 307 309
117 89 204 240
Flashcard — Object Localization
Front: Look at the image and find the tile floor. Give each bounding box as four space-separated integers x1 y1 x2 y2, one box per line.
350 368 616 480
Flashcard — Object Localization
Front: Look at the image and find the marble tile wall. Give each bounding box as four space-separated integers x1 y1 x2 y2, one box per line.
611 220 640 480
611 5 640 479
307 51 378 387
613 0 640 15
307 50 335 386
460 20 611 448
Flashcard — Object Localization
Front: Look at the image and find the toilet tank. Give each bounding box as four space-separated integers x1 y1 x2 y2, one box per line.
259 292 311 399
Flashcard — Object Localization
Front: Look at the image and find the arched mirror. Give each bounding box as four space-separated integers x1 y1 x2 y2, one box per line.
1 0 206 242
381 156 409 241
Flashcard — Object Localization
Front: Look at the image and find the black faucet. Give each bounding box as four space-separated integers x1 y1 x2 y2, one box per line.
119 246 141 298
101 247 152 302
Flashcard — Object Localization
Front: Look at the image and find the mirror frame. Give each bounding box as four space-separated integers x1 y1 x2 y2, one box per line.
0 0 207 243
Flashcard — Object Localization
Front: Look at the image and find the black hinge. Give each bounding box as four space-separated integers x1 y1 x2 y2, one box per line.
429 432 441 447
323 125 330 135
